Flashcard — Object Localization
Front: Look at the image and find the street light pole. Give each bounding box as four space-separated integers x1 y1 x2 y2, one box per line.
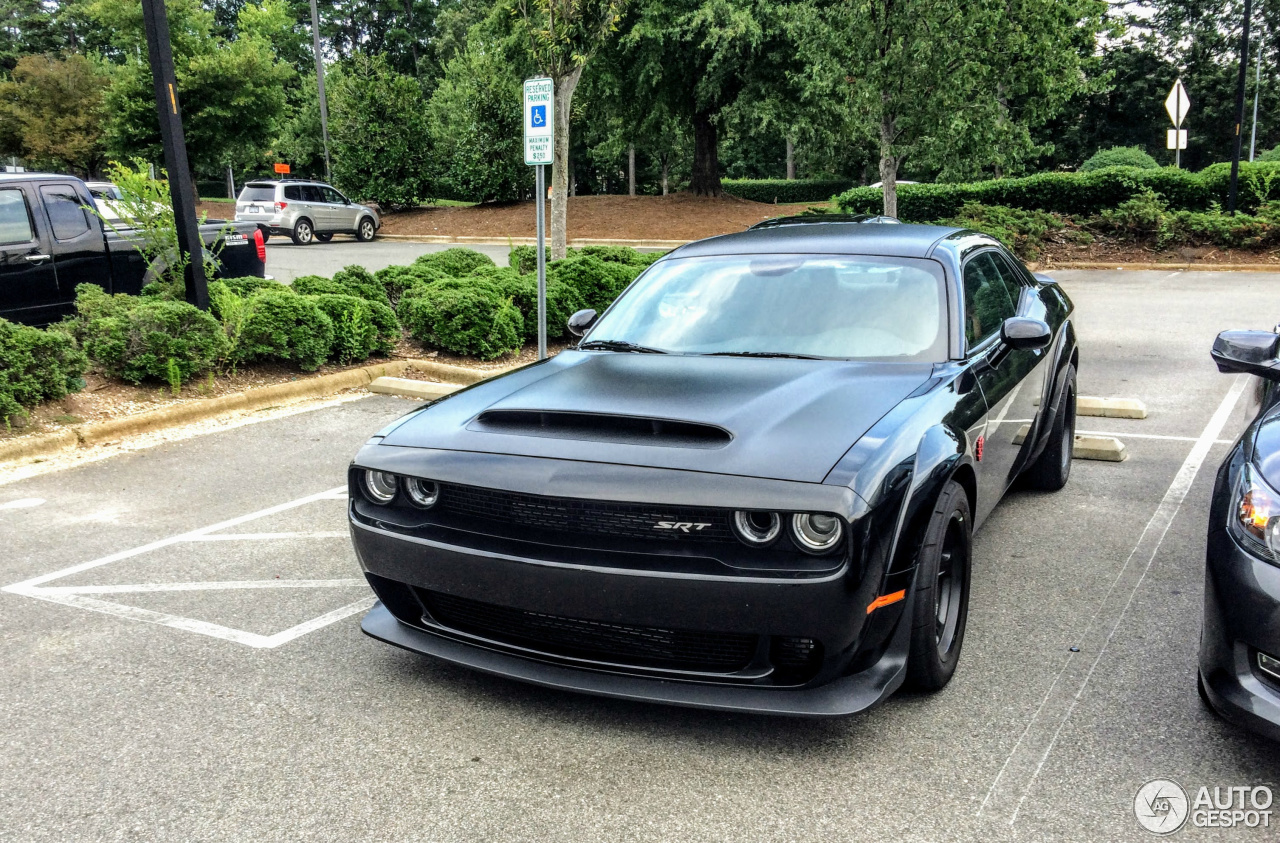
139 0 208 310
309 0 332 183
1228 0 1253 214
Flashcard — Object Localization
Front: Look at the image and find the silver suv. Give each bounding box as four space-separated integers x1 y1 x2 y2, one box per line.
234 180 380 245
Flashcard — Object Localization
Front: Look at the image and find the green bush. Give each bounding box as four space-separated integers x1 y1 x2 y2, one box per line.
376 263 447 305
219 277 292 299
413 248 495 278
939 203 1079 260
578 245 655 266
548 255 640 314
366 300 401 354
397 279 522 359
82 300 229 385
1080 146 1160 172
722 178 854 204
71 283 133 329
330 265 390 305
469 266 586 341
1259 145 1280 163
308 294 378 363
0 319 88 423
234 290 334 371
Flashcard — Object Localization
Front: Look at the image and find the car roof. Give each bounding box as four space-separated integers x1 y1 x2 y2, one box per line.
671 220 964 259
243 180 327 187
0 172 84 184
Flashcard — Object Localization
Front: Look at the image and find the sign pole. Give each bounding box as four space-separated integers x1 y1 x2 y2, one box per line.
139 0 208 310
535 164 547 360
523 77 554 361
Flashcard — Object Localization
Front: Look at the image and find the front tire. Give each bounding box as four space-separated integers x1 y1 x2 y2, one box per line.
1023 365 1077 491
905 480 973 692
356 217 376 242
291 218 314 245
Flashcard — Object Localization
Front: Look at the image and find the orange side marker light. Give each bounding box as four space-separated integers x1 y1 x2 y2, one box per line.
866 589 906 614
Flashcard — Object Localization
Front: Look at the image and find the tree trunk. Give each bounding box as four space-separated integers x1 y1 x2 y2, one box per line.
628 144 636 197
879 115 898 218
661 157 670 196
785 138 795 180
689 110 722 196
550 68 582 259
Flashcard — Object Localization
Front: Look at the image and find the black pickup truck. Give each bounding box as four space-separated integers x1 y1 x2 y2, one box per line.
0 173 267 325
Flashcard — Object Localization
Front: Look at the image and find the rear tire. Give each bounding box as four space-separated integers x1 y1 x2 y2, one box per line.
356 217 376 242
291 218 314 246
905 480 973 692
1023 365 1077 491
316 232 333 242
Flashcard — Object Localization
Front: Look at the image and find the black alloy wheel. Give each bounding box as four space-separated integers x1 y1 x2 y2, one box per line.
906 479 973 691
1023 365 1077 491
291 218 314 245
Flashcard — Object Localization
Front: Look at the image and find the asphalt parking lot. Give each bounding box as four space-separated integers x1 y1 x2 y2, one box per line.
263 237 513 283
3 269 1279 841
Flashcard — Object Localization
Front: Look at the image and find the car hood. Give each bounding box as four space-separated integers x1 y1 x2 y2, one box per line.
379 352 934 483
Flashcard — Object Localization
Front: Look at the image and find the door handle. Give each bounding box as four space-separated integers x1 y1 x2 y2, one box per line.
24 254 51 263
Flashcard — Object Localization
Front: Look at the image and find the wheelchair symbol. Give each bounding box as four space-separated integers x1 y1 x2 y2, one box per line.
531 105 547 128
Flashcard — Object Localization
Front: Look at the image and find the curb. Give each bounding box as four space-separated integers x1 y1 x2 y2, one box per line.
0 358 510 466
378 234 688 249
369 377 463 400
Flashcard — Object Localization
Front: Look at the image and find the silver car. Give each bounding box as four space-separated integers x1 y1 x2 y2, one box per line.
234 179 380 245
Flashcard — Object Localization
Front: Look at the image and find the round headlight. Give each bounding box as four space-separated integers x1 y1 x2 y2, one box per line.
404 478 439 509
732 511 781 546
362 470 398 504
791 513 844 554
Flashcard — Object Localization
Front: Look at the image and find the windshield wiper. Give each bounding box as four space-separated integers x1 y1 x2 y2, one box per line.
703 351 824 360
577 339 668 354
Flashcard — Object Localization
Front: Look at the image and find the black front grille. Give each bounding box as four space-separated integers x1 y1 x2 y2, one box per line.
436 482 733 542
421 590 758 673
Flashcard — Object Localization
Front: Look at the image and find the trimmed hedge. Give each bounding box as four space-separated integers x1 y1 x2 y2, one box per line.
397 279 522 359
1081 146 1159 172
723 178 854 204
310 294 379 363
82 299 229 385
219 277 292 299
836 163 1280 221
233 290 334 371
412 247 495 277
0 318 88 423
548 255 642 314
376 263 447 306
469 266 586 342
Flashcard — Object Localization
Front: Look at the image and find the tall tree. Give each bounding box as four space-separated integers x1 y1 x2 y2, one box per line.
0 52 108 174
511 0 627 259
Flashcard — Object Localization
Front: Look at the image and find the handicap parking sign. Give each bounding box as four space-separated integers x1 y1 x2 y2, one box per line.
531 105 547 128
523 77 554 165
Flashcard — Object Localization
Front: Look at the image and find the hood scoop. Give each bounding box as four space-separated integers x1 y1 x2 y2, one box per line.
469 410 731 450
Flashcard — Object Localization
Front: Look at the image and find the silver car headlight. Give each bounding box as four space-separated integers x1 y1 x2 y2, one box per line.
791 513 844 554
361 470 399 504
404 478 439 509
1231 465 1280 565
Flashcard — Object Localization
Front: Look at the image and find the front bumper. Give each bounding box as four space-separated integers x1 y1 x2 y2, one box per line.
1199 526 1280 742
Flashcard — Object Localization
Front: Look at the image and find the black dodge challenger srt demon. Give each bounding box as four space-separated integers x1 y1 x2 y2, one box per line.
348 218 1079 716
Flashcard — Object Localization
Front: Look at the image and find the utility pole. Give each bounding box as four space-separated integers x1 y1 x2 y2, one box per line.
139 0 208 310
1228 0 1253 214
309 0 332 183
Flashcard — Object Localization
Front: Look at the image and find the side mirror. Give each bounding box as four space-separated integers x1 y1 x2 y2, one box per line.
1001 316 1052 351
1212 330 1280 380
567 309 598 338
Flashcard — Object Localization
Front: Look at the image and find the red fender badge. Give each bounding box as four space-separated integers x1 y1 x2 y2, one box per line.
975 435 984 462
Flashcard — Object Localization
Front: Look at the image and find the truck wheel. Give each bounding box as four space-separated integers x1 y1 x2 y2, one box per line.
905 480 972 692
1023 366 1077 491
291 219 314 245
316 233 333 242
356 217 376 242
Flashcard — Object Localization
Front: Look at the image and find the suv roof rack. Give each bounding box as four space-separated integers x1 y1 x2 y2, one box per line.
749 213 901 230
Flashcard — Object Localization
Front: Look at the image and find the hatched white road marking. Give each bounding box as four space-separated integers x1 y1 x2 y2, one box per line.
2 486 370 648
977 375 1248 825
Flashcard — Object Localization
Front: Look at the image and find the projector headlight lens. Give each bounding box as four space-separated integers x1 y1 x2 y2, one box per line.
791 513 844 554
404 478 439 509
732 511 781 546
362 470 399 504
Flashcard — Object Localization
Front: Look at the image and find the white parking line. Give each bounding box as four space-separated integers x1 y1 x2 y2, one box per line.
978 375 1248 825
1 485 370 649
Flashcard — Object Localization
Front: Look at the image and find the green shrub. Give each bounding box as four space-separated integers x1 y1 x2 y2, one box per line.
1080 146 1160 172
82 300 229 385
413 247 495 278
0 319 88 423
366 300 401 354
219 277 292 299
308 294 378 363
578 245 654 266
1259 145 1280 163
547 255 639 314
71 283 133 329
469 266 587 341
331 265 390 305
722 178 854 204
234 290 334 371
397 279 522 359
939 203 1076 260
376 263 447 305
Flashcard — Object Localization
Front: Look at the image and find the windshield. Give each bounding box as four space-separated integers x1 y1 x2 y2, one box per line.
584 254 949 361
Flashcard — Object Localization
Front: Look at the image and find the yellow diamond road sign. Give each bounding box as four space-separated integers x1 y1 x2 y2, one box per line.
1165 79 1190 128
524 78 554 166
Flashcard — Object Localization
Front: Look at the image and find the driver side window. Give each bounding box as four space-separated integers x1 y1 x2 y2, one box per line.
962 252 1018 350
